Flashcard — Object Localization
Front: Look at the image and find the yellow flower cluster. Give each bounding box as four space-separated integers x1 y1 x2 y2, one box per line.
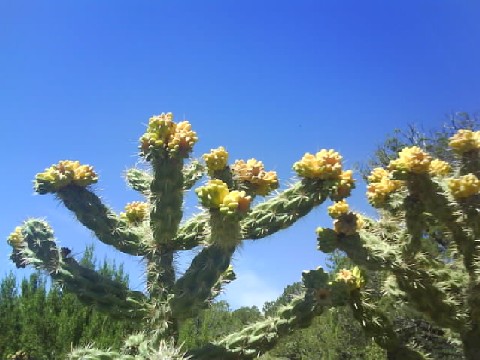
332 170 355 200
388 146 432 174
196 179 251 216
293 149 343 180
203 146 229 173
334 266 365 291
448 173 480 199
219 190 251 217
328 200 349 219
7 226 24 248
35 160 98 194
231 159 279 196
428 159 452 177
121 201 149 224
449 129 480 154
367 167 390 183
333 213 364 235
366 167 403 206
139 113 198 158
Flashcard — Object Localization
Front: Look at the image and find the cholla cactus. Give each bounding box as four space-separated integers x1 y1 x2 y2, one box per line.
317 128 480 359
7 112 357 359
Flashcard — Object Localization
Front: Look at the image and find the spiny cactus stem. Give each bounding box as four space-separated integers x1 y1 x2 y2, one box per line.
56 186 144 255
171 244 236 321
402 193 426 256
240 179 331 239
409 174 476 274
149 157 184 246
188 290 324 360
348 291 425 360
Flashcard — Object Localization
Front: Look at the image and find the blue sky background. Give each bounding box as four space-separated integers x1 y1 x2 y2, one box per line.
1 1 479 309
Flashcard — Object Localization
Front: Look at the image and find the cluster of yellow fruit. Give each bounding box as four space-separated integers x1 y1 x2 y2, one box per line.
203 146 229 173
7 226 23 249
366 167 404 206
35 160 98 194
449 129 480 154
366 128 480 205
387 146 452 176
294 149 355 200
231 159 279 196
293 149 343 179
448 174 480 199
196 179 251 217
120 201 149 224
326 200 364 235
333 266 365 292
327 200 349 218
139 113 198 158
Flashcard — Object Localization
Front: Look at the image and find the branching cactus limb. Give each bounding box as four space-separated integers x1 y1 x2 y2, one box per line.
317 128 480 359
7 219 146 319
188 267 330 360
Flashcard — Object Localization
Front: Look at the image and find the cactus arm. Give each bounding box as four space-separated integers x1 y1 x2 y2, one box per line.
149 158 185 246
318 226 466 332
172 179 333 251
125 168 152 194
183 159 205 190
8 219 146 320
171 244 235 321
347 290 426 360
56 186 145 255
173 212 209 250
241 179 331 239
188 268 329 360
403 173 476 273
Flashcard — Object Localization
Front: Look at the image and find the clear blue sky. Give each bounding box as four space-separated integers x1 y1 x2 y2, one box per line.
1 1 479 309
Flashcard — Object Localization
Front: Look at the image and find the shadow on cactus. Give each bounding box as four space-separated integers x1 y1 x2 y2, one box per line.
317 129 480 359
8 113 361 359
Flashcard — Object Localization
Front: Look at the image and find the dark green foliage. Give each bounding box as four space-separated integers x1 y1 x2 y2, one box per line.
0 247 139 360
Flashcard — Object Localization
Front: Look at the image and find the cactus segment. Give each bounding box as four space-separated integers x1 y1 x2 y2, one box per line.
55 186 144 255
8 219 146 320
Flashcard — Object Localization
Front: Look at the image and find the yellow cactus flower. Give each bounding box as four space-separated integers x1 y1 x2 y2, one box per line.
388 146 432 174
203 146 229 173
336 268 354 283
335 266 365 291
146 113 176 144
367 167 390 183
331 170 356 200
328 200 349 219
366 177 404 206
196 179 230 208
219 190 251 217
448 173 480 199
293 149 343 180
428 159 452 177
167 121 198 156
73 164 98 186
449 129 480 154
121 201 149 224
35 160 98 194
232 159 279 196
7 226 24 248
